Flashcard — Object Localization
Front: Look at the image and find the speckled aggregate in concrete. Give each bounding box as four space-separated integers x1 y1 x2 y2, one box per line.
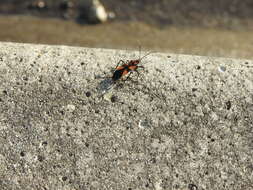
0 42 253 190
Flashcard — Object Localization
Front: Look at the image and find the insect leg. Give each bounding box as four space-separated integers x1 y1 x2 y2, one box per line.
115 60 126 69
134 70 142 81
123 72 132 82
136 66 144 78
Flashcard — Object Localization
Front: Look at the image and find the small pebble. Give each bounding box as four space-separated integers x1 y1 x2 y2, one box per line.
66 104 76 112
138 119 150 129
218 66 226 72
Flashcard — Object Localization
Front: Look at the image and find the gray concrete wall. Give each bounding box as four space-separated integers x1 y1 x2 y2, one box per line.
0 42 253 190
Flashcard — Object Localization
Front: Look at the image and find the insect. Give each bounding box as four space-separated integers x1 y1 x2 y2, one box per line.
97 48 154 96
112 49 154 82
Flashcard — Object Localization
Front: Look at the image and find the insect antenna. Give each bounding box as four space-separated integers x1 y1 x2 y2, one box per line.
136 45 155 62
141 51 153 60
139 51 156 62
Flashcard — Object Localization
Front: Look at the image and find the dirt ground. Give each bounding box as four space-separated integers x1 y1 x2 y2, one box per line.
0 0 253 59
0 15 253 59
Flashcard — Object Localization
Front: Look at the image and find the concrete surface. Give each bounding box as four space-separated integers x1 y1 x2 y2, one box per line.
0 42 253 190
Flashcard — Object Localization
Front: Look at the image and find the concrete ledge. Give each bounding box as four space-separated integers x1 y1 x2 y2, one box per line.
0 42 253 189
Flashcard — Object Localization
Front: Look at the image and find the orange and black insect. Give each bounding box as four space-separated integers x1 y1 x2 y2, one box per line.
112 50 153 82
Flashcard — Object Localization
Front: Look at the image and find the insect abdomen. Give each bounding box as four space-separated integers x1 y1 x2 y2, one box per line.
112 69 125 81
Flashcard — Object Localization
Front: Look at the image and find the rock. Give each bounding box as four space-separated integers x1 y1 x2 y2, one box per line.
27 0 47 10
1 42 253 189
78 0 113 24
91 0 107 23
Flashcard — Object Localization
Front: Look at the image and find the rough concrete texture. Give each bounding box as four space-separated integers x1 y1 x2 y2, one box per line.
0 42 253 190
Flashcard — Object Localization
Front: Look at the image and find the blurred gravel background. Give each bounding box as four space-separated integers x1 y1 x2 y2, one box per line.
0 0 253 58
